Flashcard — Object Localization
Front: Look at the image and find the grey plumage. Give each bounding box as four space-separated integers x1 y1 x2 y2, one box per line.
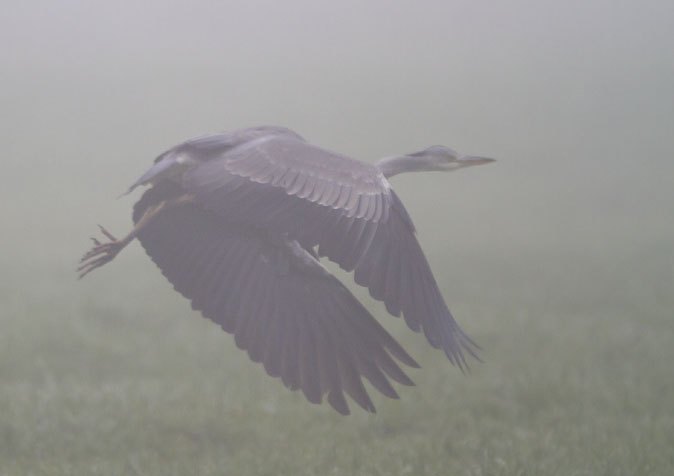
81 125 494 415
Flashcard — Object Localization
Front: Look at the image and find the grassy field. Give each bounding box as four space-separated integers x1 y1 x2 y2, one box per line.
2 2 674 473
1 193 672 475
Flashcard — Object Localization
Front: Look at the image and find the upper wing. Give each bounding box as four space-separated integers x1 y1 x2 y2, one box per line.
133 182 418 415
177 131 479 366
181 132 392 271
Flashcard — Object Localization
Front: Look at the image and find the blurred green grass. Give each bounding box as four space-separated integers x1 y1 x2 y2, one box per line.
1 207 672 475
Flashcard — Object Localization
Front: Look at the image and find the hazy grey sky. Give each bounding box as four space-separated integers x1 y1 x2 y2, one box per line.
3 0 672 157
2 0 673 305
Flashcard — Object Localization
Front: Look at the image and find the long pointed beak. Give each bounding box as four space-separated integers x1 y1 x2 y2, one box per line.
458 155 496 167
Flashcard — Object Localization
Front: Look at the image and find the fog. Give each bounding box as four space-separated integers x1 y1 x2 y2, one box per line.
4 0 672 300
1 0 672 473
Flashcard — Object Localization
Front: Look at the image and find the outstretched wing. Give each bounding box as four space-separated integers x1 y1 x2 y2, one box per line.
133 182 418 414
177 131 479 367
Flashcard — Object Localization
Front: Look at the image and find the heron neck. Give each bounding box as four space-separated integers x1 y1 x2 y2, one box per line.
375 154 439 178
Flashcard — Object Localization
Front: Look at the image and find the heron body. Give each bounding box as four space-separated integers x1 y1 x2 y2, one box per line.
80 125 494 415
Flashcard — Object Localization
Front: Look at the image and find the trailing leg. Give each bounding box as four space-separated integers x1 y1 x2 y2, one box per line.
78 195 193 279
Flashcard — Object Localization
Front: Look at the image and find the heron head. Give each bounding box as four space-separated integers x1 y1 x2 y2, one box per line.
376 144 495 178
414 145 496 172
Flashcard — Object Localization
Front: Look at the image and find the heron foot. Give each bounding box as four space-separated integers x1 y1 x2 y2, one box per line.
78 225 123 279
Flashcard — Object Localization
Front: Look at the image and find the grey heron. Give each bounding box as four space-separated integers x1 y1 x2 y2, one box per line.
79 125 495 415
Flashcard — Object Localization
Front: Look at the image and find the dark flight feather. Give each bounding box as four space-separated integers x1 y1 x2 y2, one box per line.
133 181 417 414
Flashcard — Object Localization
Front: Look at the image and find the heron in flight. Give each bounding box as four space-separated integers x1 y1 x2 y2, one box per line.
79 126 494 415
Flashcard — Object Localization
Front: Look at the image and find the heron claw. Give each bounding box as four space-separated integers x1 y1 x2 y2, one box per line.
78 226 122 279
98 224 117 242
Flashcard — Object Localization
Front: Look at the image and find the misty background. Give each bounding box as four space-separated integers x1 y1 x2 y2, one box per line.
1 0 672 474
